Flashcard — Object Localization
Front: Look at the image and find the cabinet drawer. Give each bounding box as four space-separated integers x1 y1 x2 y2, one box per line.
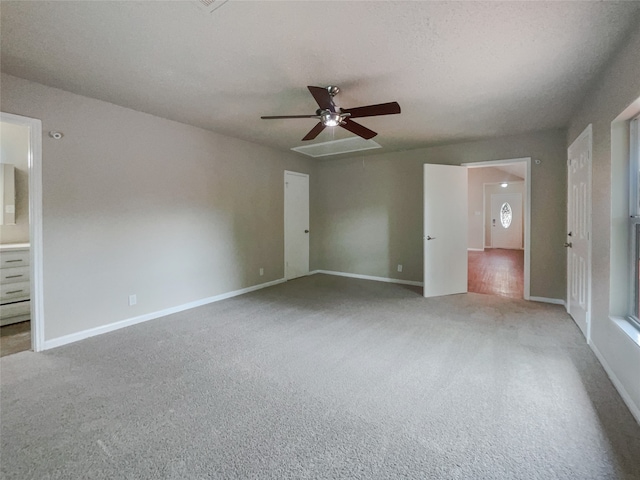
0 299 30 320
0 266 30 284
0 250 30 268
0 281 30 303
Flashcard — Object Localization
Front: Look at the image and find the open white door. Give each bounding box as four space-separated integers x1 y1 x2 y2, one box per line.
423 164 468 297
284 171 309 280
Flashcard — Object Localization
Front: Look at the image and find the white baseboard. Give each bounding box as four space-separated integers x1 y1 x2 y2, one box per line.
43 278 286 351
589 340 640 425
468 248 484 252
529 296 565 306
311 270 423 287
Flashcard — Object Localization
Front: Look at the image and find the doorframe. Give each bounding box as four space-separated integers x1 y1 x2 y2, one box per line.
463 157 531 300
567 124 592 341
283 170 310 280
484 184 524 249
1 112 44 352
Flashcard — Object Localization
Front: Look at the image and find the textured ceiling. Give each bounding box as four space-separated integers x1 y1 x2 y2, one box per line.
2 1 640 157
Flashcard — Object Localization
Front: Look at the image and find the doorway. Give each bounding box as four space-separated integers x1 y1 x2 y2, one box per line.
0 112 43 354
284 171 309 280
463 158 531 300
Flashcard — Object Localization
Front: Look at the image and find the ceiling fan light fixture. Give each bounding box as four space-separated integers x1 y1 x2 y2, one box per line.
321 111 342 127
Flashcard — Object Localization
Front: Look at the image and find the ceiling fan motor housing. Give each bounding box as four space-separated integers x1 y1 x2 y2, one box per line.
326 85 340 97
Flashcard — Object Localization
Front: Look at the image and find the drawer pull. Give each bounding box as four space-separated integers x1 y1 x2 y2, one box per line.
5 275 23 279
6 290 23 295
6 259 23 263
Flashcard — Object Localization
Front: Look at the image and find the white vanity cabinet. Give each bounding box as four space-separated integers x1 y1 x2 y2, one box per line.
0 244 30 326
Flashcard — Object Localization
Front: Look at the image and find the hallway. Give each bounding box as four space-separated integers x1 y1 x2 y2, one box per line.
468 248 524 299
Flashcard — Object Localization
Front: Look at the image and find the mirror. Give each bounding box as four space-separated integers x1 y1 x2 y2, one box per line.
0 163 16 225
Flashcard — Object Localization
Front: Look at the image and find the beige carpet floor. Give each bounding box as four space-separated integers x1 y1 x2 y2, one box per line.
1 274 639 479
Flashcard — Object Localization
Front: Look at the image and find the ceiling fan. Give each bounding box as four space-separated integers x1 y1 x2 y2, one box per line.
261 86 401 141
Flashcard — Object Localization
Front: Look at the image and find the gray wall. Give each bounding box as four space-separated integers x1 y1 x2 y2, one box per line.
0 73 313 341
312 129 567 300
567 26 640 417
0 121 30 243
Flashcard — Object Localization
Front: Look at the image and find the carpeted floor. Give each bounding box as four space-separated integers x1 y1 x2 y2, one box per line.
1 274 639 479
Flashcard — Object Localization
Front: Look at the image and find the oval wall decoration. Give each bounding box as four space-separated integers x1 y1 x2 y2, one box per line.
500 202 512 228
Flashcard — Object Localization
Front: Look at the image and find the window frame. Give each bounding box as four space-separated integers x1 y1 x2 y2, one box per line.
630 116 640 327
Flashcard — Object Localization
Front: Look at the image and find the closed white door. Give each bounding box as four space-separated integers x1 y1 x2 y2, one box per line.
567 125 592 339
490 193 523 249
284 171 309 280
423 164 468 298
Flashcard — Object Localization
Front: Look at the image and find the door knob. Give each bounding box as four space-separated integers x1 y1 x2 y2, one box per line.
426 235 436 240
304 230 309 233
564 242 572 248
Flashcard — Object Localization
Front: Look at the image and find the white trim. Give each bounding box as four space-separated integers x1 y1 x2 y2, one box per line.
1 112 44 353
283 170 308 179
630 116 640 220
629 117 640 319
462 158 531 300
311 270 424 287
610 315 640 348
529 296 565 306
42 278 285 350
467 248 484 252
463 157 531 168
589 339 640 425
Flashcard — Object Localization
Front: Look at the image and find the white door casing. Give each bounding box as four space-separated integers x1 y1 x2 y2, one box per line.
284 171 309 280
1 112 44 352
463 158 531 300
567 125 592 339
490 192 523 249
423 164 468 298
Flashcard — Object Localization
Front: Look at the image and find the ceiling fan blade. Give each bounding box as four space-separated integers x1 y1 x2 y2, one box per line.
302 122 326 141
308 86 336 112
341 102 401 118
340 118 377 139
261 115 319 119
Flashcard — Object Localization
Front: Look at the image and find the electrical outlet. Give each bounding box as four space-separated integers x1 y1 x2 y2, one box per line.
259 267 264 276
128 294 137 306
397 264 403 272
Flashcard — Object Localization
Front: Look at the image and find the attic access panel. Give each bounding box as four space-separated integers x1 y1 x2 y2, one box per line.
291 137 382 158
195 0 229 14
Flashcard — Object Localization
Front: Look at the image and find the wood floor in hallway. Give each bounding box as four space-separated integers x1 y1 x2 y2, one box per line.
468 248 524 299
0 321 31 357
